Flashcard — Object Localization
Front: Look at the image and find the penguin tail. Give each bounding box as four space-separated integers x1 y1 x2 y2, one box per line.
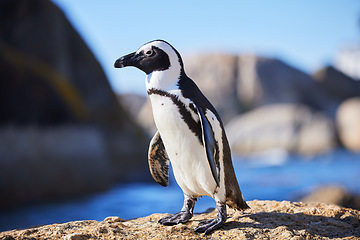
226 193 250 211
238 198 251 211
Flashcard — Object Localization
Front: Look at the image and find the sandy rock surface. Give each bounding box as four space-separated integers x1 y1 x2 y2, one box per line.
1 200 359 239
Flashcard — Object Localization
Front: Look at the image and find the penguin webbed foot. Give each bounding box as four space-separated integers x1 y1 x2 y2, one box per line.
194 216 226 235
158 211 192 225
158 195 195 226
194 202 227 235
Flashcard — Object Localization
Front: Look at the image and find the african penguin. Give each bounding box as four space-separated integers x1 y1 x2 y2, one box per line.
114 40 249 234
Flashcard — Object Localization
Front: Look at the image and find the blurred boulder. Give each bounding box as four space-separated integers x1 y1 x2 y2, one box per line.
334 43 360 80
0 127 111 206
225 104 336 155
336 97 360 152
117 94 157 135
236 55 336 115
299 185 360 211
118 94 147 120
0 0 126 128
137 99 157 136
185 54 337 118
0 0 149 208
313 66 360 102
185 54 240 123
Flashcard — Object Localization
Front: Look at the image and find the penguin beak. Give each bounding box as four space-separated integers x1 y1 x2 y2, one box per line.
114 52 137 68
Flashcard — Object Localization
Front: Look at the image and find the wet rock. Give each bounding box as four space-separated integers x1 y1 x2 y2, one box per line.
336 97 360 152
1 200 359 239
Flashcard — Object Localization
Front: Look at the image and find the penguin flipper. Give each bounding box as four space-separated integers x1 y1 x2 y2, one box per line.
148 131 170 187
195 105 220 187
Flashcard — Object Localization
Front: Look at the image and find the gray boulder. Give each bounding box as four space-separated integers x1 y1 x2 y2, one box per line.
137 99 157 136
0 0 149 208
0 127 112 207
118 94 147 120
313 66 360 103
236 55 324 110
225 104 336 155
186 54 337 118
185 54 240 122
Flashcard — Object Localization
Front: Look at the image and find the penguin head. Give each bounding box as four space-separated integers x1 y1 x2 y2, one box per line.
114 40 184 76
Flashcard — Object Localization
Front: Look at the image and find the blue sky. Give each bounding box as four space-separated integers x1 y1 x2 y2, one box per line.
52 0 360 95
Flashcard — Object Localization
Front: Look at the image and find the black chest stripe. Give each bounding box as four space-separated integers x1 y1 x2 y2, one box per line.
147 88 203 144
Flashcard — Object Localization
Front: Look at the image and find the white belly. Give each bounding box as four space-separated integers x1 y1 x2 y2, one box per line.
149 94 217 198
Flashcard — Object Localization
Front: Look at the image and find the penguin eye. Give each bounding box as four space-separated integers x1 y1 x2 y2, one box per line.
145 49 154 57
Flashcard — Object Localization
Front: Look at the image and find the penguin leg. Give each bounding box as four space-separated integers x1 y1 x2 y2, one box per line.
194 201 226 235
158 195 195 226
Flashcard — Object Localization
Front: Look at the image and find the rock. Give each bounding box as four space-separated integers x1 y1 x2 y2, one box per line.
137 99 157 136
296 112 336 155
0 127 112 207
236 55 334 114
0 0 120 128
185 54 240 122
334 43 360 80
117 94 147 122
103 217 124 223
336 97 360 152
313 66 360 103
187 54 337 116
299 185 360 211
1 200 359 239
0 0 149 208
226 104 336 155
63 233 91 240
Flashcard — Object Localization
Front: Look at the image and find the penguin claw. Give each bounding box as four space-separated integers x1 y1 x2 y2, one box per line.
158 211 192 226
194 216 225 235
194 202 227 235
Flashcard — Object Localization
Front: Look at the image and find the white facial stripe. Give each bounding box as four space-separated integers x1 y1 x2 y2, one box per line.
151 41 176 55
142 40 182 91
137 41 179 68
137 43 152 54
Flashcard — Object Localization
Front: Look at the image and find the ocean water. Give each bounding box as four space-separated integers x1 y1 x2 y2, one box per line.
1 149 359 232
